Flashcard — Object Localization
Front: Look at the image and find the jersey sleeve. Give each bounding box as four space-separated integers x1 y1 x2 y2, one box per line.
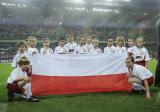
103 47 107 53
144 48 150 61
11 55 17 68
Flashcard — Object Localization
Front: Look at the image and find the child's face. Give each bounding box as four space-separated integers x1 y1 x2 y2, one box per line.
107 39 113 47
21 64 29 71
67 35 73 42
59 40 64 46
137 39 144 48
19 45 26 53
125 59 133 68
117 39 124 47
79 37 86 45
128 39 134 47
30 39 37 47
93 40 99 48
43 40 49 47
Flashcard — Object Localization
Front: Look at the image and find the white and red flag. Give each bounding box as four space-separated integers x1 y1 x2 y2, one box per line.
31 54 131 96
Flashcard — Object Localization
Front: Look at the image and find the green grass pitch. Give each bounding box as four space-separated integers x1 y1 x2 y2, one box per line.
0 60 160 112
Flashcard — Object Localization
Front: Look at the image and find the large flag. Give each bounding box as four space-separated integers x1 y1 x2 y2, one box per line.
31 54 132 96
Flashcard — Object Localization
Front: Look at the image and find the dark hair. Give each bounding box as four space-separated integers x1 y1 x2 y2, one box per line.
17 42 26 48
18 56 30 66
43 38 49 41
126 56 135 62
59 37 65 41
106 36 113 41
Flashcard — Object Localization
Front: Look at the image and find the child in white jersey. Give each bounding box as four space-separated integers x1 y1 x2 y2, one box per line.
64 33 77 54
54 37 69 54
40 38 53 54
127 38 136 56
116 36 127 55
128 37 150 67
126 56 154 99
89 39 102 54
75 35 88 54
12 42 30 68
85 35 93 52
104 37 116 54
27 36 39 56
7 56 39 102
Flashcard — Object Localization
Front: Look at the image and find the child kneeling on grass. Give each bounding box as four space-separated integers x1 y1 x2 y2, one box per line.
126 56 154 99
6 56 39 102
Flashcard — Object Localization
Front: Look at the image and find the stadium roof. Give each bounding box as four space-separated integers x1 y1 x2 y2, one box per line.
0 0 160 28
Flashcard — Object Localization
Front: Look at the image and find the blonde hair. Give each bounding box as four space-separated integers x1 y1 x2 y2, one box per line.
28 36 37 42
136 37 144 42
43 38 49 42
116 36 125 46
66 33 73 38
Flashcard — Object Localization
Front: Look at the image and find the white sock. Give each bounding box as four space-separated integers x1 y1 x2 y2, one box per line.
23 83 32 98
132 83 146 91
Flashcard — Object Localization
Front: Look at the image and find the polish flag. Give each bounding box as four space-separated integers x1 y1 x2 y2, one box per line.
31 54 132 96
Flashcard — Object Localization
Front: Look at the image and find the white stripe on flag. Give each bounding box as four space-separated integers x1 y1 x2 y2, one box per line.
32 54 128 76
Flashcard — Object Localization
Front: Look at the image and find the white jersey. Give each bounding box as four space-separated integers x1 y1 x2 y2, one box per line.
89 48 102 54
40 47 53 54
7 67 28 84
116 46 127 57
104 46 116 54
11 51 31 68
116 46 127 53
54 46 69 54
127 46 136 54
74 45 88 54
85 43 94 52
27 47 39 56
128 46 150 62
64 42 77 54
131 64 153 80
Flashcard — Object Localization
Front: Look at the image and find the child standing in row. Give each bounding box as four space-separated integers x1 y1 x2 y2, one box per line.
85 35 93 52
54 37 69 54
75 35 88 54
104 37 116 54
64 33 77 54
12 42 30 68
89 39 102 54
27 36 39 56
127 37 150 67
40 38 53 54
116 36 127 56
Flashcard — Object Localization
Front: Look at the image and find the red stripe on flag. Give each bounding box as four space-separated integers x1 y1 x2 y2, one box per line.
31 73 132 96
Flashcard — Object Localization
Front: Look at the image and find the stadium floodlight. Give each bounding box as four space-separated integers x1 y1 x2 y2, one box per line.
1 2 16 6
59 22 62 25
92 8 113 13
